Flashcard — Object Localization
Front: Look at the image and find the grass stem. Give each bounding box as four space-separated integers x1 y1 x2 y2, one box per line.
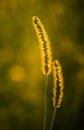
50 107 56 130
43 75 48 130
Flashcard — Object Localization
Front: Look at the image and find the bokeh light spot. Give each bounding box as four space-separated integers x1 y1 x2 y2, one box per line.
9 65 25 82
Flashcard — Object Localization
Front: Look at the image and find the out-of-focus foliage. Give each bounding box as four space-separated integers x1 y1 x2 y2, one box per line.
0 0 84 130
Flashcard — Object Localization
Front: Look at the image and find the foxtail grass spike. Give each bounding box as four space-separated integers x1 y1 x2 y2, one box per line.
50 60 64 130
52 61 58 108
55 60 64 108
32 16 52 75
52 60 64 108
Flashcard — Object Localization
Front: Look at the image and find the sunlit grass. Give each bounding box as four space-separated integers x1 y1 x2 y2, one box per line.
0 0 84 130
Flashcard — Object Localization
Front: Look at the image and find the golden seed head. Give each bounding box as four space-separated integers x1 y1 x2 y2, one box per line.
52 60 64 108
32 16 52 75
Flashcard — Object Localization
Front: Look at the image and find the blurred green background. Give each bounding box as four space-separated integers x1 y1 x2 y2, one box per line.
0 0 84 130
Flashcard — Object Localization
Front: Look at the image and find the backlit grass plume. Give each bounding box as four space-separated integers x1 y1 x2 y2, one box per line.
50 60 64 130
55 60 64 108
52 60 58 109
32 16 52 75
52 60 64 108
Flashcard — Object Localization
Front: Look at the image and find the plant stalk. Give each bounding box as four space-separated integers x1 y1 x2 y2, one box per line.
43 75 48 130
50 107 56 130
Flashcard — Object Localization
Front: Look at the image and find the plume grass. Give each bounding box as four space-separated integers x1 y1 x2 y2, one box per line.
32 16 52 75
50 60 64 130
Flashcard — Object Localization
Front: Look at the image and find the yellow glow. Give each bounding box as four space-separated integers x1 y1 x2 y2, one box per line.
9 65 25 82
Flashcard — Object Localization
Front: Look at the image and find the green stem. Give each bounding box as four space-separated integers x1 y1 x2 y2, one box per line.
50 107 56 130
43 75 48 130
